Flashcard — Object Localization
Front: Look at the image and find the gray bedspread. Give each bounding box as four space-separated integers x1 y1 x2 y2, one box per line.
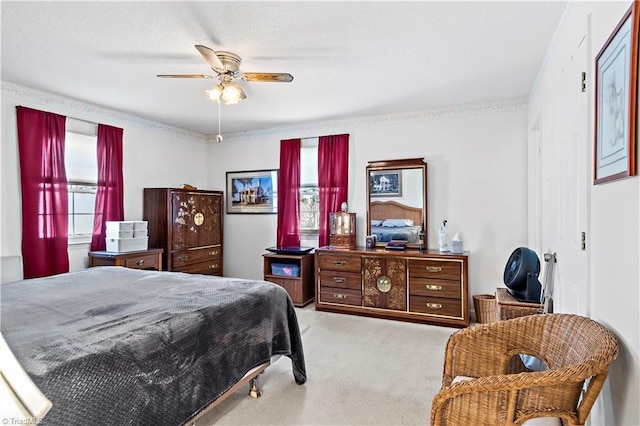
371 225 421 243
1 267 306 425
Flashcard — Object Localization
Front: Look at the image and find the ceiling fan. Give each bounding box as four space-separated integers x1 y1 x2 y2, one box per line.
157 44 294 105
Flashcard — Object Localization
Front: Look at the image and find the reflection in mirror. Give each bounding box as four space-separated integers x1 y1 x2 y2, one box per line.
366 158 427 249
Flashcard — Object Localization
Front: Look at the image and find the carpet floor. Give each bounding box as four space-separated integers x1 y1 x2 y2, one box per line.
197 304 458 425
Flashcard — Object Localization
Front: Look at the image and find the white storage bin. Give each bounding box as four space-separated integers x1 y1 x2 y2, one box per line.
106 221 134 232
106 230 134 239
105 237 148 253
133 221 148 230
133 228 148 237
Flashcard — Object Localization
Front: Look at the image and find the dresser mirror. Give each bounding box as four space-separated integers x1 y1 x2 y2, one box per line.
366 158 427 249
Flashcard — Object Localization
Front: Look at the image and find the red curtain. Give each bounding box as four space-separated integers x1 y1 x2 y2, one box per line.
16 106 69 278
91 124 124 251
318 134 349 247
277 139 301 248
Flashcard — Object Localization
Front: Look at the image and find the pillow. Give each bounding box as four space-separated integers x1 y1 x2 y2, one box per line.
371 220 383 227
381 218 414 227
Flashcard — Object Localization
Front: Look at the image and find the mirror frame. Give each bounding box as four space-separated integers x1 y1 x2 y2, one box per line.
366 158 428 249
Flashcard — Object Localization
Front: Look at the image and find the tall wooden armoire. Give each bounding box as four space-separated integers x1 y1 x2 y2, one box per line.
143 188 223 275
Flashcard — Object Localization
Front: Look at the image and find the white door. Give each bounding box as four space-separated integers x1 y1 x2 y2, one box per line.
554 32 589 316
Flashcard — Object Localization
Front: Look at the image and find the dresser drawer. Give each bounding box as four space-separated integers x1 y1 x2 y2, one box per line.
124 253 160 270
409 295 462 318
408 259 461 280
172 246 222 268
319 270 361 291
318 254 361 273
409 278 461 299
174 259 222 275
319 287 362 306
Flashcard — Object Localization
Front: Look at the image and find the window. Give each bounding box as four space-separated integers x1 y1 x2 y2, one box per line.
300 138 319 233
64 120 98 241
67 183 96 236
300 185 319 232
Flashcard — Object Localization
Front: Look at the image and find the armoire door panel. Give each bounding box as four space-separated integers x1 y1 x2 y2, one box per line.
197 193 222 247
171 192 200 250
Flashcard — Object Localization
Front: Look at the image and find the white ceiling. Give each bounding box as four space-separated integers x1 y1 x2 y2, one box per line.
1 1 567 136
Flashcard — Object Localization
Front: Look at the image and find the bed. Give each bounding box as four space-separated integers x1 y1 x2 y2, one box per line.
0 266 306 425
369 200 423 243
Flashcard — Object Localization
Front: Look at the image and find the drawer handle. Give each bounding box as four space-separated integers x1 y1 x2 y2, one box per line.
209 264 218 269
426 266 442 273
209 250 218 256
426 303 443 310
136 259 145 266
333 293 347 300
426 284 442 291
333 261 346 266
333 277 346 283
178 255 188 261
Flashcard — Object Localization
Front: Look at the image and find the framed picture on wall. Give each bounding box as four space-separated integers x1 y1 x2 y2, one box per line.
369 170 402 197
226 169 278 214
593 2 639 184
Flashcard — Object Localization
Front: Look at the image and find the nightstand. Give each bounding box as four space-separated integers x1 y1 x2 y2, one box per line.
88 248 164 271
495 288 545 321
263 252 315 307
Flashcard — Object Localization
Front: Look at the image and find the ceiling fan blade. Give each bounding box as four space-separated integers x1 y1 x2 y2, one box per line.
195 44 225 71
242 73 294 83
156 74 215 79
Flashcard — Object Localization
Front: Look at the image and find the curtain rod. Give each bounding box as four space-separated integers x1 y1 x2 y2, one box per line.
67 116 98 126
18 105 98 126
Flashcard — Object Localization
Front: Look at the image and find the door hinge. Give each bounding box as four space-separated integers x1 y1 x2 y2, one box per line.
581 72 586 92
581 232 586 250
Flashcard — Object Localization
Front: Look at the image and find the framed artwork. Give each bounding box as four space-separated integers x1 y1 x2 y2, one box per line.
226 169 278 214
369 170 402 197
594 2 639 184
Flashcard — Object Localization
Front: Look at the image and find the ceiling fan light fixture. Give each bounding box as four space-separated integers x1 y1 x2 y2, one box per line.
221 82 246 105
206 85 223 103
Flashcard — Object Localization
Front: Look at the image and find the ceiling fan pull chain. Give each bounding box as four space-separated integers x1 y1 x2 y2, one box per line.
216 101 223 143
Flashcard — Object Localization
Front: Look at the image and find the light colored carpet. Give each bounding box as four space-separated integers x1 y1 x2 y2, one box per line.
197 305 458 425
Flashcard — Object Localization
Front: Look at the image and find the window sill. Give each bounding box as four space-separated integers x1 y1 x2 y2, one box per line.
68 236 92 246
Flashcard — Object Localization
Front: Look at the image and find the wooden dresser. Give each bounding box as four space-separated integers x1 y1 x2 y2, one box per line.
143 188 223 276
88 248 163 271
315 246 469 327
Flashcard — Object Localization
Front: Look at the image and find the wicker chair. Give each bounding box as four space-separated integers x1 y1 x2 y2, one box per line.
430 314 619 426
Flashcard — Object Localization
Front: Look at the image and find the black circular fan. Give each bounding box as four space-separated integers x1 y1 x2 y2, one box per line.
503 247 540 291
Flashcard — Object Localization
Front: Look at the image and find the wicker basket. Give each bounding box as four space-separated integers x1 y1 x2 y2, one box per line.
473 294 496 324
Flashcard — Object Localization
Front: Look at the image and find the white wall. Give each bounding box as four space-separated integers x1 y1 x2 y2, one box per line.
1 83 209 270
529 1 639 425
207 104 530 308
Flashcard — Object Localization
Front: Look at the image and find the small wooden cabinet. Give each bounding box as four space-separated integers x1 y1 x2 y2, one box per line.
329 211 357 249
144 188 223 276
316 246 469 327
88 248 164 271
263 252 315 307
495 288 544 320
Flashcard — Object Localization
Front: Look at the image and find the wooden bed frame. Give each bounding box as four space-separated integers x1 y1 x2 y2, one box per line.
369 200 423 226
186 361 270 425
